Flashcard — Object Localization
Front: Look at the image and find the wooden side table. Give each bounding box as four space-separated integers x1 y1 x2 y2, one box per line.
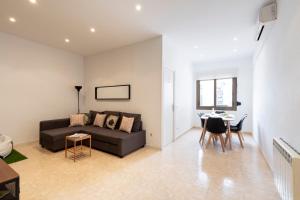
65 133 91 162
0 159 20 200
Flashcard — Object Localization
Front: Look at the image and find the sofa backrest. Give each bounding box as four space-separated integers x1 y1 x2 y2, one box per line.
89 110 103 124
119 112 142 132
89 110 143 132
40 118 70 131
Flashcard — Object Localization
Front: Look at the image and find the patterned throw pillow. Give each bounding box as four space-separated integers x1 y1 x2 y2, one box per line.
70 114 85 127
93 113 107 127
106 115 119 130
119 116 134 134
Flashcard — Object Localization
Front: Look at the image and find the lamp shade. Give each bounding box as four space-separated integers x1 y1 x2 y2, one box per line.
75 86 82 92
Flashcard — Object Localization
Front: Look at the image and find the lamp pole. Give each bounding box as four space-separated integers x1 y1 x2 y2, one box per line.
75 86 82 113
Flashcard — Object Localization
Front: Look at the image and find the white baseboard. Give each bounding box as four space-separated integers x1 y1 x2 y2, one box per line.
174 127 193 141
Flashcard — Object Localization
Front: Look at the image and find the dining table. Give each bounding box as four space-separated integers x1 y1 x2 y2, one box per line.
199 113 235 150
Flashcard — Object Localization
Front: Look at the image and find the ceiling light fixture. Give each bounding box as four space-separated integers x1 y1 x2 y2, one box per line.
233 37 238 41
135 4 142 11
90 28 96 33
65 38 70 43
233 49 238 53
29 0 37 4
9 17 16 23
194 45 199 49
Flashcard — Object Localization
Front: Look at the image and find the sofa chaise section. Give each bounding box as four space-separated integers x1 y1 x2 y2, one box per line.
82 126 146 157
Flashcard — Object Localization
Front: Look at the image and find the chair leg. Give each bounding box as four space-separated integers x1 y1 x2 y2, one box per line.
237 132 244 148
199 129 204 144
225 134 228 145
206 134 213 149
219 135 225 152
201 131 207 146
214 136 218 142
227 131 232 150
241 132 245 141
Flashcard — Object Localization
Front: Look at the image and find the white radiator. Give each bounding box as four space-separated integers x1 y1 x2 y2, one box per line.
273 138 300 200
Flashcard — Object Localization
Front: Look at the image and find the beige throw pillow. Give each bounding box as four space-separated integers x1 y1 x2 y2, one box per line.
119 116 134 134
93 113 107 127
70 114 85 127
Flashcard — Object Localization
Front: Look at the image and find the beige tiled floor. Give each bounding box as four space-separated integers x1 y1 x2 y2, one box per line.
11 128 280 200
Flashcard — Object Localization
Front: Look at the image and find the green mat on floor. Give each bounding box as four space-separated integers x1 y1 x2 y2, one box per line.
2 149 27 164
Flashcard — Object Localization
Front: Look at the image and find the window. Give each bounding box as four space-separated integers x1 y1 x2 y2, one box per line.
199 80 214 107
196 78 237 110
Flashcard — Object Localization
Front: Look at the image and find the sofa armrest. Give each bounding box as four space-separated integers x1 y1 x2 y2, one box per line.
40 118 70 132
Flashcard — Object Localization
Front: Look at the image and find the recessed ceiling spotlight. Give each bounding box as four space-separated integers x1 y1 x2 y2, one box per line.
65 38 70 43
29 0 37 4
194 45 199 49
233 37 238 41
135 4 142 11
9 17 16 23
90 28 96 33
233 49 238 53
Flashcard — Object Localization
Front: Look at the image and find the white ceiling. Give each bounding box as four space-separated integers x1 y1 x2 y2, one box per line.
0 0 264 62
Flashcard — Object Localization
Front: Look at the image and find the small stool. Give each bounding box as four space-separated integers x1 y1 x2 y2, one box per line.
65 133 91 162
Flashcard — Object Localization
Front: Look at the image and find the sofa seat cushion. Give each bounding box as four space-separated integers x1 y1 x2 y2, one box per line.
41 127 82 141
82 126 133 145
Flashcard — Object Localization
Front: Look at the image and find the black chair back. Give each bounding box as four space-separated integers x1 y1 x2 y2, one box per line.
197 113 205 128
236 115 247 131
206 117 227 134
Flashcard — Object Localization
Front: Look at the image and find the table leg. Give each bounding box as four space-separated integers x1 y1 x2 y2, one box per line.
201 119 208 146
89 136 91 156
65 138 67 158
73 141 76 162
227 121 232 150
16 177 20 200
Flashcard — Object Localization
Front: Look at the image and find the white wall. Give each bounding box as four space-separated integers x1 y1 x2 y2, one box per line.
253 0 300 168
84 37 163 148
0 32 84 144
192 57 253 132
162 37 194 142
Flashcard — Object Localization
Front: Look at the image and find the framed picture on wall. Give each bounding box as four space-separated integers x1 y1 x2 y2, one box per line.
95 84 131 100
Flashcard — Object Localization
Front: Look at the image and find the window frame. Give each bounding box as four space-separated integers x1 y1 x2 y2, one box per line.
196 77 237 111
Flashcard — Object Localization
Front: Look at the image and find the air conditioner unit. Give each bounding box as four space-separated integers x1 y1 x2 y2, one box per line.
256 1 277 41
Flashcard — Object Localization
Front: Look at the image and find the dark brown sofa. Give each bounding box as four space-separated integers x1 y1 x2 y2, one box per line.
39 111 146 158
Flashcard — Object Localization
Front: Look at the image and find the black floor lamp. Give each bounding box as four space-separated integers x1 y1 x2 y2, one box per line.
75 86 82 113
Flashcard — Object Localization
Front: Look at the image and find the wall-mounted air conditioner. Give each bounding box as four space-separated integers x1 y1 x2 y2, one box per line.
256 1 277 41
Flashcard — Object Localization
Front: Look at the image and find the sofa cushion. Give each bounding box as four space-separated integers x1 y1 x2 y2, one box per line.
70 114 85 127
103 111 121 128
105 115 119 130
119 116 134 133
93 113 107 127
89 110 104 125
41 127 82 141
120 112 142 132
82 126 133 145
